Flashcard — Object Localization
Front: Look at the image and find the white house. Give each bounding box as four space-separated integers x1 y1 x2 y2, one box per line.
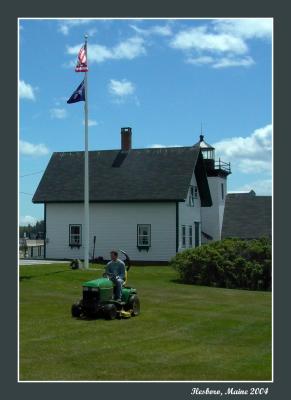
32 128 231 262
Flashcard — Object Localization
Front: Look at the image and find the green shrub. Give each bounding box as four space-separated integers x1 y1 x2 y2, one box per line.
170 237 272 291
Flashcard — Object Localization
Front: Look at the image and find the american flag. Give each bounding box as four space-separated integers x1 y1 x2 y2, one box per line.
75 44 88 72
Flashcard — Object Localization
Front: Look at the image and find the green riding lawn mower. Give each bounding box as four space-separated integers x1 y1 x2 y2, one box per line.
71 250 140 320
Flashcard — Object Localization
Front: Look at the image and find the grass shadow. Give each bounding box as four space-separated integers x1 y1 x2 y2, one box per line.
19 269 71 282
169 278 189 285
19 276 32 282
73 315 123 322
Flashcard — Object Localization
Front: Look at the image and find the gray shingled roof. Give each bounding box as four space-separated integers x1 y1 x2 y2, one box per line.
33 147 212 205
222 194 272 239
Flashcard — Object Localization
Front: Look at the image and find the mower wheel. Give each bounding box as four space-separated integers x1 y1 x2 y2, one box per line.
103 304 117 320
71 303 82 318
127 295 140 316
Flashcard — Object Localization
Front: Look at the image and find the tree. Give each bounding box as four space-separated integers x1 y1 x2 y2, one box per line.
19 220 45 238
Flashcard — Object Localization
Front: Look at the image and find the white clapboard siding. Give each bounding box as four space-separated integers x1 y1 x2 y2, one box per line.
178 171 202 251
46 202 176 261
201 176 227 242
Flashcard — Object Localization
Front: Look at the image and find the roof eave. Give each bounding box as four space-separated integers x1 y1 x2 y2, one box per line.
33 198 185 204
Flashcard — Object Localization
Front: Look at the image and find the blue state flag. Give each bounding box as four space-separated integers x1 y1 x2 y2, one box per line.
67 80 85 104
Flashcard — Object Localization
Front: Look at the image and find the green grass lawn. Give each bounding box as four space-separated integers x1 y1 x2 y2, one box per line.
19 264 272 381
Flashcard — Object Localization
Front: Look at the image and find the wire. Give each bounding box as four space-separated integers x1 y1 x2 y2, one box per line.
20 191 33 196
20 170 44 178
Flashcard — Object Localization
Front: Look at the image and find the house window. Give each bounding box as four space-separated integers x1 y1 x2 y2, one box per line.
189 226 193 247
221 183 224 200
189 186 196 206
137 224 151 248
182 225 186 247
69 224 82 247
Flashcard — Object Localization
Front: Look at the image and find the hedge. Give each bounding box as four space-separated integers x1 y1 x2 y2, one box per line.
170 237 272 291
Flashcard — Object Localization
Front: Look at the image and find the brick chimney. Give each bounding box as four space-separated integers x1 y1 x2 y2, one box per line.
121 127 132 151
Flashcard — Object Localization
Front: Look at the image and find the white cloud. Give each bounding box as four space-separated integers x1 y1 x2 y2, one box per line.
19 80 36 100
67 36 146 64
170 26 248 54
151 25 172 36
20 215 37 226
50 108 68 119
170 18 272 69
19 140 49 156
212 55 255 68
213 18 272 40
83 119 98 126
58 19 94 35
88 119 98 127
233 179 272 195
130 24 172 36
186 54 254 68
186 55 214 65
84 43 112 63
214 124 272 174
108 79 135 97
113 37 146 60
236 159 270 174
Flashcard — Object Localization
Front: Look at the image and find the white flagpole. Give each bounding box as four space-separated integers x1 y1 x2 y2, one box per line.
84 34 89 269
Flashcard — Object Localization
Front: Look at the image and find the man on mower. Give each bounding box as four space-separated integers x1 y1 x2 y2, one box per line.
105 250 126 301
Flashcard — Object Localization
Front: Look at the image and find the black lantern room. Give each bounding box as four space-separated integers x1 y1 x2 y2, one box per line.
194 134 231 177
196 135 215 160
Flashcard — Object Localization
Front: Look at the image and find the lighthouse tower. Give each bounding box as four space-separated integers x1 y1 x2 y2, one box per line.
194 134 231 242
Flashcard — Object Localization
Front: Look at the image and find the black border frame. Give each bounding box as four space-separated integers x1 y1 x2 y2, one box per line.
2 2 290 399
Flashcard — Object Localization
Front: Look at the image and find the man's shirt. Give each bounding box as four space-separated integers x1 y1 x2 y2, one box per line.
105 259 126 280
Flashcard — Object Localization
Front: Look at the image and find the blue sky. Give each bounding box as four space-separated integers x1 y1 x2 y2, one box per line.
19 18 272 225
